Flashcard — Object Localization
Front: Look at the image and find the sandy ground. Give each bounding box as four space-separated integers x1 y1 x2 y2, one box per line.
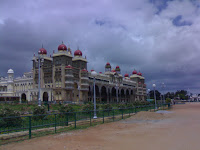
2 103 200 150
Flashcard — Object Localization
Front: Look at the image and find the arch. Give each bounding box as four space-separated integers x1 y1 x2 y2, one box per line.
101 86 107 103
121 89 125 98
95 85 100 97
131 90 133 95
126 89 129 95
111 87 116 96
21 93 26 102
88 86 91 96
43 92 48 102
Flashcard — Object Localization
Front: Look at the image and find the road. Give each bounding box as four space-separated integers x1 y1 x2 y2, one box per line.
1 103 200 150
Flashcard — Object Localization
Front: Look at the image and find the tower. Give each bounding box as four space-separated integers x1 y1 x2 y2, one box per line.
7 69 14 94
105 62 111 72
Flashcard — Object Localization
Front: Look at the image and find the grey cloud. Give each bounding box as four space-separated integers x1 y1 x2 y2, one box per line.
0 0 200 93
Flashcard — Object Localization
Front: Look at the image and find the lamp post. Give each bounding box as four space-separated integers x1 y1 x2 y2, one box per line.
37 53 44 106
152 84 157 109
161 83 166 104
91 70 97 119
78 85 80 103
116 84 119 103
147 89 150 99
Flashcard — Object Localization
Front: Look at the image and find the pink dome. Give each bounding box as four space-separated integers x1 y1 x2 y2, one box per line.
74 50 82 56
124 73 129 77
132 70 137 74
58 43 67 51
38 48 47 55
82 68 88 72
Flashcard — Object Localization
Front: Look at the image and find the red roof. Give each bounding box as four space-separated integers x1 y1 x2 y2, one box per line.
111 69 116 72
137 72 142 76
99 72 102 74
91 69 94 72
65 65 73 69
124 73 129 77
58 43 67 51
106 62 110 65
74 50 82 56
132 70 137 74
38 48 47 55
82 68 88 72
116 66 119 69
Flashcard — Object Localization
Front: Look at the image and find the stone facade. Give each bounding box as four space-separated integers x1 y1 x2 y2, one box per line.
0 42 147 103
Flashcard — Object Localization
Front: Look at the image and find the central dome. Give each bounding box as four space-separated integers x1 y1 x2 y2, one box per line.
58 42 67 51
38 48 47 55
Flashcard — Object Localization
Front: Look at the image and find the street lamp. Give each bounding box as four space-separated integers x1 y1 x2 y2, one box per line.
147 89 150 99
37 52 44 106
115 84 119 103
161 83 166 104
152 84 157 109
91 70 97 119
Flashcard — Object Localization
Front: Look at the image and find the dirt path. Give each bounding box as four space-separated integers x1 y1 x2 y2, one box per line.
1 103 200 150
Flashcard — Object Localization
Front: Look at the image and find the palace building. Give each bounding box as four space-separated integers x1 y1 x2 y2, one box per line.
0 42 147 103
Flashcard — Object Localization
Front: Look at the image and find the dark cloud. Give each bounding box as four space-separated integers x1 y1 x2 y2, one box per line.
0 0 200 93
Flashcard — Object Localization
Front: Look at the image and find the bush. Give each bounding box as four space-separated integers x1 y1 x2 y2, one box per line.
118 104 126 110
32 106 46 120
82 103 99 113
0 107 22 127
133 101 150 106
126 103 134 108
102 103 112 111
165 98 171 104
59 104 74 114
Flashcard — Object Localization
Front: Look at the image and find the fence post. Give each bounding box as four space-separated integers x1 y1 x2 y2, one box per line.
66 113 68 126
74 112 77 128
135 107 136 113
103 110 104 123
29 116 32 139
113 109 114 122
90 111 92 126
122 109 123 119
55 114 57 133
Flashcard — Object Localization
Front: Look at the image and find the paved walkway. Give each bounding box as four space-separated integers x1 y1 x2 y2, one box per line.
1 103 200 150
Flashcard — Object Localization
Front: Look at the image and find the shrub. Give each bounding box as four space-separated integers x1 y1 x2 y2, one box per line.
0 107 22 127
118 104 126 110
59 104 74 113
32 106 46 120
102 103 112 112
82 103 99 113
82 104 93 112
165 98 171 104
126 103 134 108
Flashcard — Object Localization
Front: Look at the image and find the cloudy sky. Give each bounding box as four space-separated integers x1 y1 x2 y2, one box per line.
0 0 200 93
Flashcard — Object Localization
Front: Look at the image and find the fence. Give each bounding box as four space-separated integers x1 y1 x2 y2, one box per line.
0 104 170 144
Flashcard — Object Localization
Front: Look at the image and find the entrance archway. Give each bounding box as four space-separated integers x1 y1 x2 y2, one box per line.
43 92 48 102
21 93 26 102
101 86 107 103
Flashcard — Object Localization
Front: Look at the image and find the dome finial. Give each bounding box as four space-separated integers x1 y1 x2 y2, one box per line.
42 44 43 48
62 41 63 44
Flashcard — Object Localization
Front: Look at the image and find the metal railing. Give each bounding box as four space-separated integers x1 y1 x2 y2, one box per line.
0 104 170 144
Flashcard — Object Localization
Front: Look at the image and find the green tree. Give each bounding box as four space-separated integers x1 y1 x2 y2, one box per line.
149 90 161 100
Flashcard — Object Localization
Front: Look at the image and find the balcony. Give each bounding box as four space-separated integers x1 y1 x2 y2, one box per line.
65 81 74 84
